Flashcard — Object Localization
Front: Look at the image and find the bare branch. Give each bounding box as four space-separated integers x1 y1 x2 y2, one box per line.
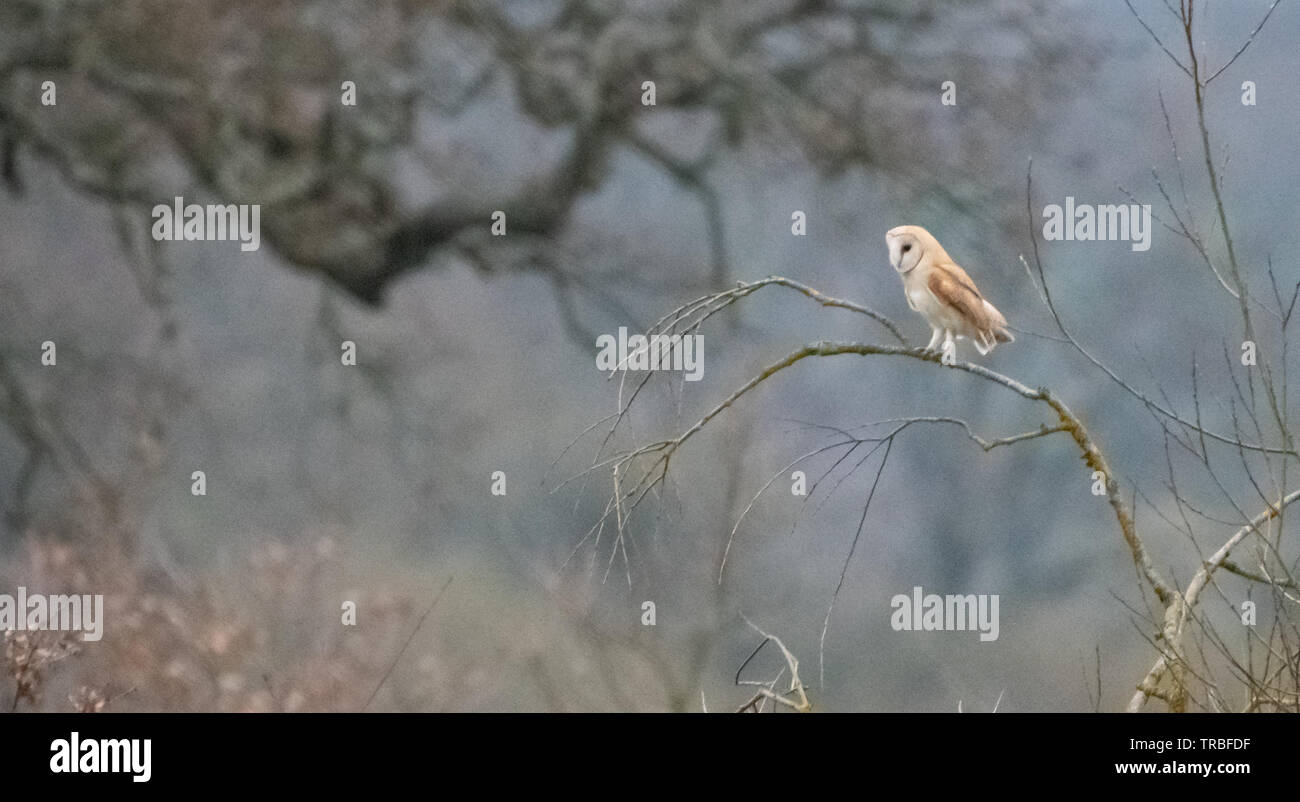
1128 489 1300 711
1203 0 1282 85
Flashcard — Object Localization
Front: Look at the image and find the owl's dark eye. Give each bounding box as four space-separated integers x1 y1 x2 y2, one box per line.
902 244 911 253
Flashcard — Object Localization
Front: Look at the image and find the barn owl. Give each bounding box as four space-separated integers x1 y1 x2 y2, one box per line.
885 225 1013 357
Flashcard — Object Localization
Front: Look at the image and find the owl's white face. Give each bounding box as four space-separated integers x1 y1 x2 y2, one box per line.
885 228 925 274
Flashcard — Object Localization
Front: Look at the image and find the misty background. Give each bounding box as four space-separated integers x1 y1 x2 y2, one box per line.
1 0 1296 711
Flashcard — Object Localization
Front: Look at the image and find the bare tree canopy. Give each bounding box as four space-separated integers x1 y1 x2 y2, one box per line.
2 0 1087 302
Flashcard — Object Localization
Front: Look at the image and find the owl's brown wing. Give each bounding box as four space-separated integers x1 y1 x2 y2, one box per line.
927 263 992 331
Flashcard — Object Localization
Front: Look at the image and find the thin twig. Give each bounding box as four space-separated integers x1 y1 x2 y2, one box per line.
363 576 454 711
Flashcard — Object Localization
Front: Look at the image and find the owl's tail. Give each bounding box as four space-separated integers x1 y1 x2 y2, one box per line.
973 326 1014 355
973 299 1014 355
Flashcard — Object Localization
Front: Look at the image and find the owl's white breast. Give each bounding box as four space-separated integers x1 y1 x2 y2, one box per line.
906 285 932 312
906 278 964 332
